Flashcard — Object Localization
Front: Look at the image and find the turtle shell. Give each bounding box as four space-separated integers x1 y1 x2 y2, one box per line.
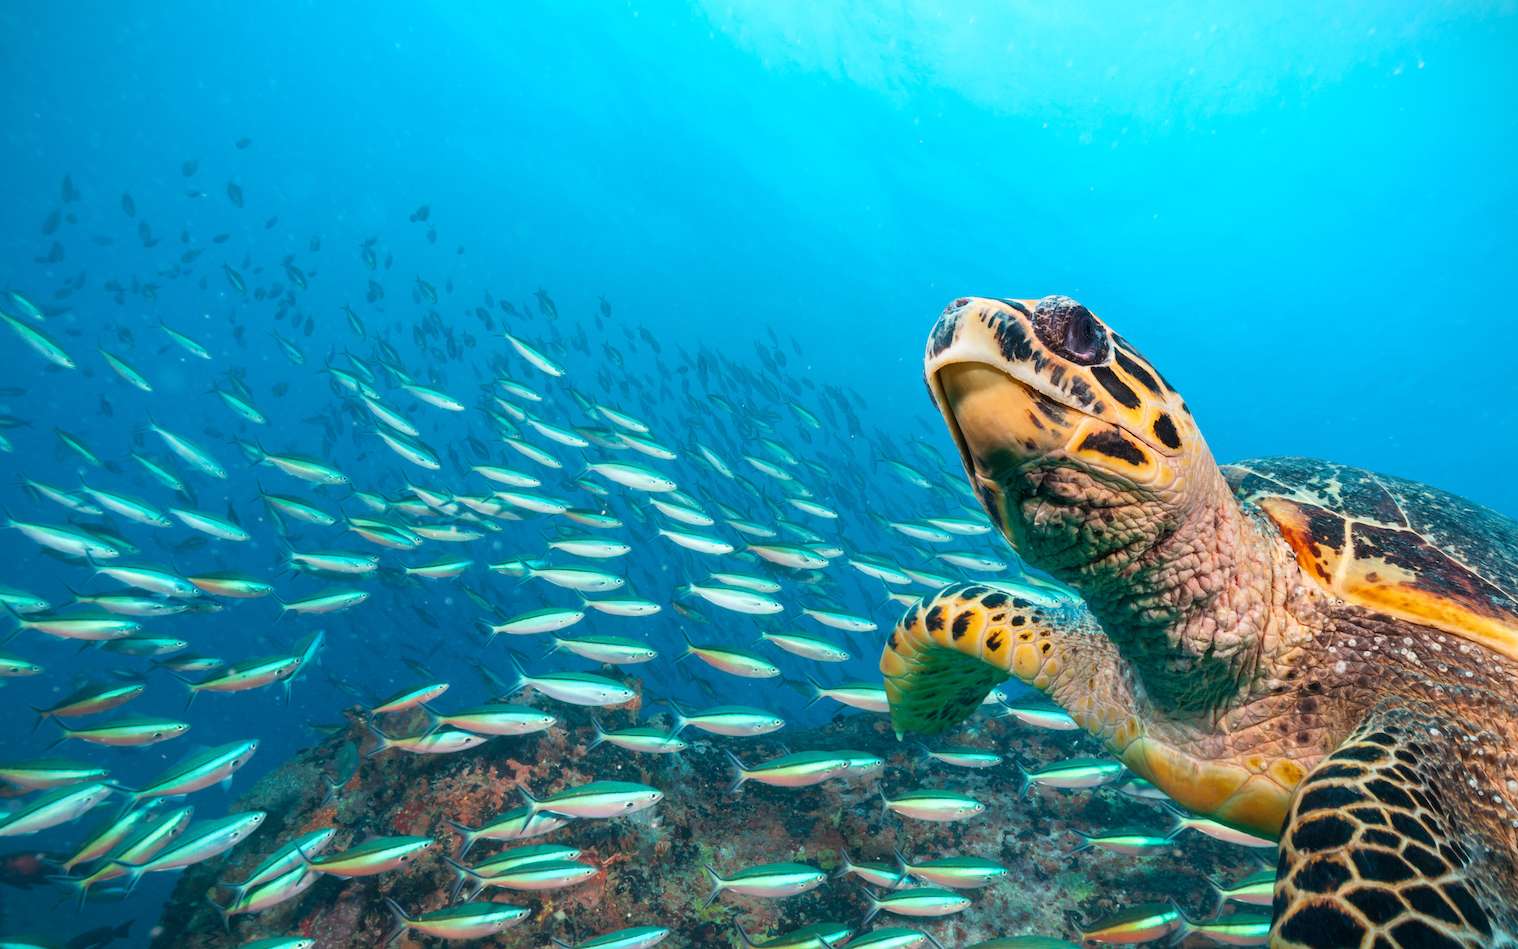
1224 457 1518 660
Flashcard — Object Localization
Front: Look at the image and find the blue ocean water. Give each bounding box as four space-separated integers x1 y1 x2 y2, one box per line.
0 2 1515 945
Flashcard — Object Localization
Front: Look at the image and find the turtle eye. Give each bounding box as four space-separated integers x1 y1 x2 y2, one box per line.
1034 295 1108 366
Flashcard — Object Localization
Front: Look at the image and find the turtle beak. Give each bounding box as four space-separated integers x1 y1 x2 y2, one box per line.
934 362 1071 491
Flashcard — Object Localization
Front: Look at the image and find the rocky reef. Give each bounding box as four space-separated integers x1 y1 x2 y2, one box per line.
151 686 1266 947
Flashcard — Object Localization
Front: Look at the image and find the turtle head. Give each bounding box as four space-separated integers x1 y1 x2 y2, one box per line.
925 295 1215 578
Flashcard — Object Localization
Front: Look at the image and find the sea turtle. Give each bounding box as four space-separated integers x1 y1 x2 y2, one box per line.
880 295 1518 947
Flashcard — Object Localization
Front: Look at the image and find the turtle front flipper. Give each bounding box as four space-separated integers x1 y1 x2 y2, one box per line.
1273 699 1511 948
880 581 1141 748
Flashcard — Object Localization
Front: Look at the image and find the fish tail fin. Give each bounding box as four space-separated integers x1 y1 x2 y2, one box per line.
319 772 343 807
170 671 199 710
701 864 724 908
364 722 392 758
665 698 688 735
833 848 855 879
1012 759 1031 798
205 891 232 933
1204 876 1227 915
858 885 881 925
383 897 410 945
114 860 145 895
1066 834 1092 857
29 706 49 732
502 653 527 696
723 750 749 794
732 923 759 949
1170 899 1196 941
588 714 607 751
46 874 89 911
803 674 826 709
442 854 479 903
1159 801 1188 837
446 818 478 859
891 846 911 887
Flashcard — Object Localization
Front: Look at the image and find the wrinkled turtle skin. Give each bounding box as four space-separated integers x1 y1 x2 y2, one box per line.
882 295 1518 948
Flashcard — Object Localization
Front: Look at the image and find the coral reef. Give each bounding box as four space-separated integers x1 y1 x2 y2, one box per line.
151 690 1264 947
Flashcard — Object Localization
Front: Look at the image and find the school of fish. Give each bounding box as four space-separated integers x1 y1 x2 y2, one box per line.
0 147 1276 947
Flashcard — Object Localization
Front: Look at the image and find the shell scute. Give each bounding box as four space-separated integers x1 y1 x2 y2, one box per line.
1226 457 1518 659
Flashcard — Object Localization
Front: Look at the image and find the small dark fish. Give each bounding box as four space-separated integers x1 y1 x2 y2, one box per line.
61 174 80 202
409 204 430 223
0 849 65 888
235 136 252 149
181 159 198 176
265 216 279 229
121 192 135 217
67 921 133 949
226 181 244 208
41 208 61 234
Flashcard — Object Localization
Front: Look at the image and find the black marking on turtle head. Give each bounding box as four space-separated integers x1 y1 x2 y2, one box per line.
1077 430 1146 467
925 605 946 633
988 310 1035 364
1152 413 1181 450
1113 350 1161 394
1090 365 1140 410
928 304 964 358
1066 376 1097 410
